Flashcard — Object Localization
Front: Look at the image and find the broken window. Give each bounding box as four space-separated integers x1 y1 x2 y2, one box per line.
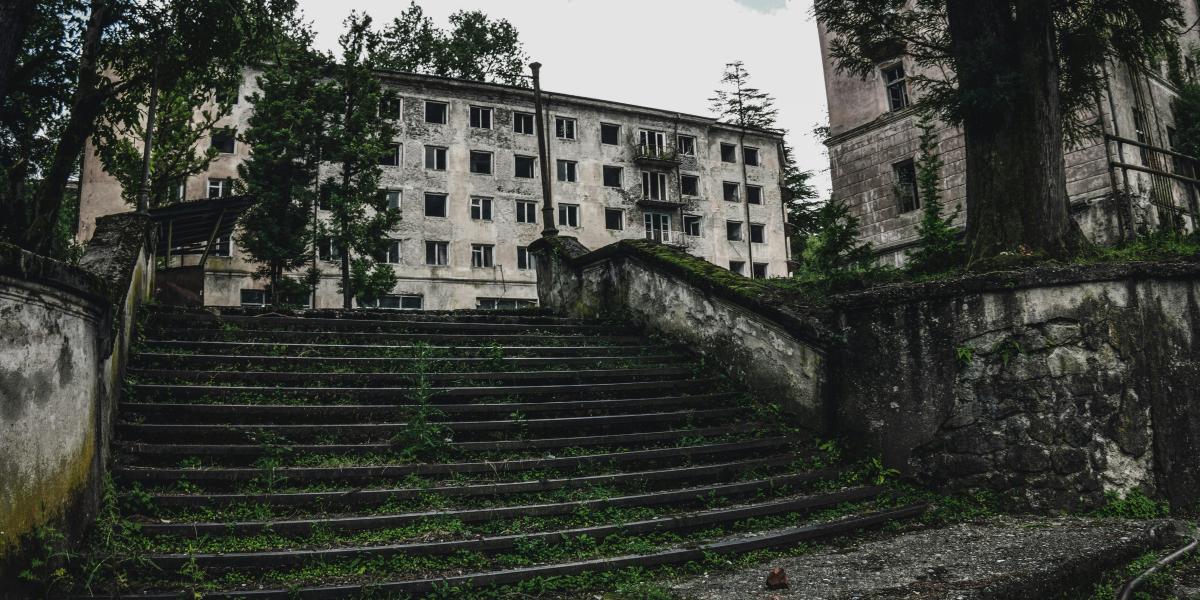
469 150 493 175
639 129 666 155
375 239 402 264
557 160 577 182
555 117 576 140
360 294 423 310
752 263 769 279
470 106 492 129
380 93 401 119
470 197 493 221
381 190 401 211
678 135 696 156
424 193 448 217
893 159 920 213
747 185 763 205
516 200 537 224
750 223 765 244
726 221 743 241
605 208 624 230
603 165 623 188
601 123 621 145
744 147 760 166
477 297 537 310
317 237 342 262
213 235 232 257
558 203 580 227
425 240 449 265
240 289 269 307
207 178 233 198
471 244 495 268
883 64 909 112
514 112 535 134
517 247 535 270
642 171 668 201
425 146 447 170
211 129 236 154
425 101 448 124
644 212 672 243
681 175 699 196
729 261 745 275
720 143 737 163
723 181 740 202
379 143 401 167
515 155 537 178
684 214 702 237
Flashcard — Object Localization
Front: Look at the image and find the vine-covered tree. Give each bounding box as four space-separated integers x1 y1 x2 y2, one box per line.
323 13 401 309
378 1 529 86
814 0 1183 265
237 21 328 305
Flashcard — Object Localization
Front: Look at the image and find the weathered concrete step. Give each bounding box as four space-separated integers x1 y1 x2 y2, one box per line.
129 452 793 510
135 468 840 538
126 505 928 599
147 486 884 571
114 437 792 485
140 340 674 358
131 378 721 402
119 393 737 425
146 313 633 334
117 407 742 443
127 366 695 386
144 306 579 325
131 352 688 372
146 327 646 345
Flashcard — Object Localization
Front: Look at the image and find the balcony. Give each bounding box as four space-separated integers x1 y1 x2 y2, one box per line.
633 144 681 168
645 228 683 246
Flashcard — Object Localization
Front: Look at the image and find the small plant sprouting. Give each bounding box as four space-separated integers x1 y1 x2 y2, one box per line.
994 338 1023 367
865 456 901 486
390 343 453 462
955 345 975 367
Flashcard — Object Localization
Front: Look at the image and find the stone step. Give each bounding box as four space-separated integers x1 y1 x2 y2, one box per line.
127 366 696 386
116 407 744 443
113 437 793 487
146 486 884 571
119 392 737 425
144 306 578 324
128 452 798 510
144 327 646 345
120 505 927 599
145 313 634 335
130 378 722 402
131 352 690 372
139 339 676 358
133 468 840 539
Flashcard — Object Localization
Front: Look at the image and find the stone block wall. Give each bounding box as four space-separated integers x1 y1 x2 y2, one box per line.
0 214 154 590
828 263 1200 511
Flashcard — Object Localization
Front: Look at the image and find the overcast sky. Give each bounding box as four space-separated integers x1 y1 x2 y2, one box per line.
297 0 832 194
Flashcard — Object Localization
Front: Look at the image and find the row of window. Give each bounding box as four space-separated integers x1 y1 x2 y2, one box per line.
316 239 539 270
239 289 537 311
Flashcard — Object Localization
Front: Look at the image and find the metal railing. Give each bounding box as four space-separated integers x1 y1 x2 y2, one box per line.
1106 133 1200 233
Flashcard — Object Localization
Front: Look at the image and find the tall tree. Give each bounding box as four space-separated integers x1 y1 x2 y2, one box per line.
906 112 963 275
814 0 1183 265
323 13 401 309
711 61 778 275
237 22 327 305
1 0 292 256
378 2 529 86
781 140 821 256
0 0 38 101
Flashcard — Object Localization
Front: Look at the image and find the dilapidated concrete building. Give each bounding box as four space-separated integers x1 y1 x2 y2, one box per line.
817 4 1200 266
78 68 789 310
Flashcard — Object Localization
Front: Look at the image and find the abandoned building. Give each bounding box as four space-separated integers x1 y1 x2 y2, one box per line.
77 68 790 310
817 2 1200 266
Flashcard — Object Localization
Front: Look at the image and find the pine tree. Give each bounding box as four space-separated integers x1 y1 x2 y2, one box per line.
798 198 874 276
378 2 529 86
781 140 821 256
906 113 963 275
323 13 401 309
237 24 328 305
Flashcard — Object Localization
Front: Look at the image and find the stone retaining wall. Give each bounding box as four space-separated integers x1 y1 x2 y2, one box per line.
0 214 154 588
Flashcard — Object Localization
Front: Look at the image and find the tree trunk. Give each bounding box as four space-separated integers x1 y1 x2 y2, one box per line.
26 0 110 255
340 251 352 309
0 0 36 102
946 0 1079 265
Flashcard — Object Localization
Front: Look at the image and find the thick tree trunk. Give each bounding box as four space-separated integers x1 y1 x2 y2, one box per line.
0 0 36 102
26 0 110 255
946 0 1079 265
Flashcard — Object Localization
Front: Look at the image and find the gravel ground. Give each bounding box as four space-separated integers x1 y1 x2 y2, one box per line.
670 517 1188 600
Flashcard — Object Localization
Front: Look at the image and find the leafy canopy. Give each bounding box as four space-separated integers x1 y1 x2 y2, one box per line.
378 1 529 86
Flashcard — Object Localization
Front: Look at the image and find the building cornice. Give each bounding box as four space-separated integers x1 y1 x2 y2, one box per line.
824 105 923 147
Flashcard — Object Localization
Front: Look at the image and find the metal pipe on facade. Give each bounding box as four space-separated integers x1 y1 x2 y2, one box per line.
530 62 558 237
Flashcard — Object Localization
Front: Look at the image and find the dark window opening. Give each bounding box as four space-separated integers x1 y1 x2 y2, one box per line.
723 181 740 202
747 185 763 205
424 193 448 217
752 263 769 279
681 175 699 196
601 123 620 145
603 165 623 188
515 155 536 178
726 221 743 241
469 151 493 175
750 223 765 244
425 101 448 124
211 129 236 154
744 147 760 166
893 159 920 213
883 64 910 112
425 146 446 170
470 106 492 129
605 208 624 230
514 112 534 134
720 143 737 163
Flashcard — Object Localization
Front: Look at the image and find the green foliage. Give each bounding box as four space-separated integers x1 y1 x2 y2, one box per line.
1173 81 1200 159
796 198 876 277
17 525 75 598
955 345 975 366
324 13 402 307
237 20 326 303
378 1 530 86
710 61 778 131
1091 489 1171 519
1082 229 1200 264
906 112 963 276
390 344 453 462
993 338 1023 367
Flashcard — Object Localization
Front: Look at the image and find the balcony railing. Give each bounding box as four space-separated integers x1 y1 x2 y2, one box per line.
633 144 681 166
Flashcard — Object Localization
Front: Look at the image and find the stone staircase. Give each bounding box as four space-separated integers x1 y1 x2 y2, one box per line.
97 306 927 598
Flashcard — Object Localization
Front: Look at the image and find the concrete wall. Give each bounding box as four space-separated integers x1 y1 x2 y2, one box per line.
0 214 153 590
818 1 1200 265
828 262 1200 512
80 69 790 310
531 237 828 428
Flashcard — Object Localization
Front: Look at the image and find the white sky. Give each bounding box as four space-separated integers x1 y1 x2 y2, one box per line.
297 0 832 195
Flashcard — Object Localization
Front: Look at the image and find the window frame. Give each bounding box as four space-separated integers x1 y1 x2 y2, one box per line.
604 207 624 231
557 159 578 183
360 294 424 310
513 112 535 135
644 211 673 244
750 223 766 244
424 100 448 124
752 263 769 279
380 94 402 119
558 203 580 227
378 239 402 264
683 214 702 237
469 150 494 175
893 158 920 213
883 63 910 112
469 105 493 129
729 261 746 276
381 189 402 211
514 154 537 179
211 128 236 154
555 117 577 140
470 243 495 268
720 143 737 163
743 147 760 166
680 174 700 197
642 171 668 201
207 178 232 199
726 220 744 242
424 193 448 218
470 196 494 221
379 143 402 167
677 135 696 156
425 240 449 266
602 165 623 188
516 200 538 224
424 145 447 171
517 246 534 270
723 181 740 202
746 185 764 205
600 123 621 145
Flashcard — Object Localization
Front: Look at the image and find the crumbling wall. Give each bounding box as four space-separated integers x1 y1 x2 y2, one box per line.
830 263 1200 511
0 213 153 590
